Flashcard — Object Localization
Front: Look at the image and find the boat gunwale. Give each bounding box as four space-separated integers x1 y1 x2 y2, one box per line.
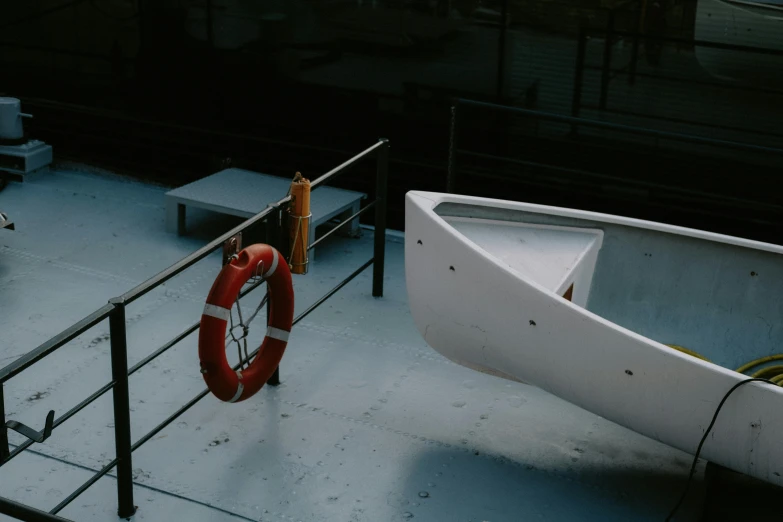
406 190 783 392
415 191 783 256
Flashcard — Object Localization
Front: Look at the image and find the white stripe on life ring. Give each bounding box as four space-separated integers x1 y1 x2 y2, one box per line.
228 371 244 403
203 303 230 322
266 326 290 342
266 250 279 277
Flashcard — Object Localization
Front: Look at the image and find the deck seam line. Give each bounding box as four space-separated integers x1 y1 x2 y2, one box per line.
296 321 446 364
12 180 165 209
7 443 281 522
276 398 635 497
0 245 141 285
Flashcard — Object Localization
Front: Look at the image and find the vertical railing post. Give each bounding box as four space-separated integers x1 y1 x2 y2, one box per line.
599 11 615 111
206 0 214 48
629 5 643 86
0 385 9 464
266 206 287 386
496 0 509 101
629 32 640 86
267 364 281 386
372 139 389 298
446 102 460 193
108 299 136 519
570 27 587 134
137 0 145 51
278 205 291 276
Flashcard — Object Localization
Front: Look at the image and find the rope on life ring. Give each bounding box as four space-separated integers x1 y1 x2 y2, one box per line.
198 243 294 403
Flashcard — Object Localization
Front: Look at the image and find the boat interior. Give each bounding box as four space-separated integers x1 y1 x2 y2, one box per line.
434 200 783 374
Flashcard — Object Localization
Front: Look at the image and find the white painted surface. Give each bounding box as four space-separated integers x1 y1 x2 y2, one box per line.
445 217 603 306
0 171 710 521
405 190 783 488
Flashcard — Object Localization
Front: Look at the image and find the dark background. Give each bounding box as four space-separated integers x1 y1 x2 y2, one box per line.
2 0 782 242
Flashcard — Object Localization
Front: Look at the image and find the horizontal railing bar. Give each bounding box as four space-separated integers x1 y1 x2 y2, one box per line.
119 203 286 305
24 98 436 179
579 104 783 141
121 139 384 306
459 157 783 229
454 99 783 156
582 66 783 97
130 389 211 452
637 70 783 96
4 261 269 466
130 258 373 453
3 246 273 469
49 457 119 515
4 380 117 465
310 140 387 190
458 150 783 212
128 324 199 376
130 302 269 451
471 173 724 227
128 277 266 376
44 282 273 513
51 381 116 429
293 258 374 325
21 97 368 162
0 304 114 384
1 140 385 386
12 443 260 522
0 140 387 519
586 29 783 56
0 496 74 522
48 255 373 517
308 201 376 251
129 280 269 450
457 164 780 223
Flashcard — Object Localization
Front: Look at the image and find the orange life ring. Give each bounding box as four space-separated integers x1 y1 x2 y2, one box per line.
198 243 294 402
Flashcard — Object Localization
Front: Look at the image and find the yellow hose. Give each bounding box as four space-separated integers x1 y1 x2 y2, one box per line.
736 354 783 375
750 365 783 379
665 344 783 386
666 344 711 362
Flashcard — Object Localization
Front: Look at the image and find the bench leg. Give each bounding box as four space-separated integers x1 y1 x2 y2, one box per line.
166 200 186 235
338 201 362 238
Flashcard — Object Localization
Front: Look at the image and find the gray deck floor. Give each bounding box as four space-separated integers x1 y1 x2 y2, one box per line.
0 166 705 521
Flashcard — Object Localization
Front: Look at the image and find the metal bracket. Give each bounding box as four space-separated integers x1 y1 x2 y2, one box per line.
6 410 55 444
288 211 311 275
222 233 242 266
0 211 13 231
0 430 7 463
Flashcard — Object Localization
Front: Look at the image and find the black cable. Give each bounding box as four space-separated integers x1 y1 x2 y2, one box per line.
665 377 774 521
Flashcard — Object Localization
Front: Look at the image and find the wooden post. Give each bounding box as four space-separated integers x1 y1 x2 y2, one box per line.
289 172 311 275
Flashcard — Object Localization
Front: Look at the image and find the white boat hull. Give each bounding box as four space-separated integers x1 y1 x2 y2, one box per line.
405 190 783 487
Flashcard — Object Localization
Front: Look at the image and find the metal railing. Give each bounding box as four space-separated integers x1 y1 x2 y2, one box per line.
447 98 783 193
445 99 783 240
0 139 390 521
571 19 783 140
